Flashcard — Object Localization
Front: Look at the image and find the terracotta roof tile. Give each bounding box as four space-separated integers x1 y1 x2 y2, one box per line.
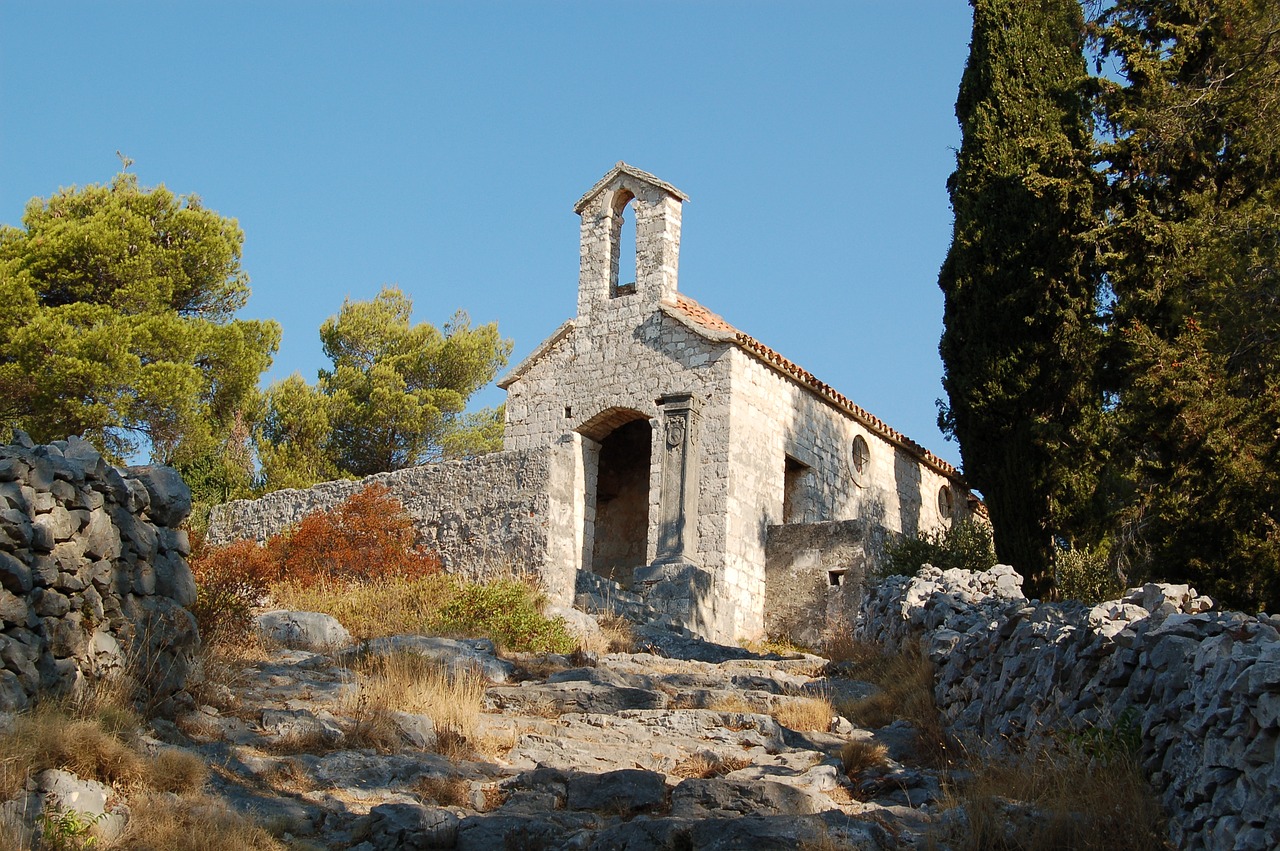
669 293 968 486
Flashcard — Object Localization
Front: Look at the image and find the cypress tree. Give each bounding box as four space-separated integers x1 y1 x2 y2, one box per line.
938 0 1102 597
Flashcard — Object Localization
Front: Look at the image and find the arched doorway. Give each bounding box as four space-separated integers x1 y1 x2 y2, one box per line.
579 410 652 585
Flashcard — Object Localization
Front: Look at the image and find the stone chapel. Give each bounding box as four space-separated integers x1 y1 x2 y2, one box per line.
498 163 980 642
211 163 982 645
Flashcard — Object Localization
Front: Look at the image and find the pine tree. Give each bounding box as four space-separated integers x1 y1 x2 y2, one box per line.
1094 0 1280 610
938 0 1103 597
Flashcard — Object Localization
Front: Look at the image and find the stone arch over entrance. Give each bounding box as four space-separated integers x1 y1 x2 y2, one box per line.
577 408 652 585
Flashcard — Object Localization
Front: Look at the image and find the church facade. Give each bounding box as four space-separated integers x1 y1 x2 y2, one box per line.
500 164 979 641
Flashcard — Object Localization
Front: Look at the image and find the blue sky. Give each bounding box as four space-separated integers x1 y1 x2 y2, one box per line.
1 2 974 467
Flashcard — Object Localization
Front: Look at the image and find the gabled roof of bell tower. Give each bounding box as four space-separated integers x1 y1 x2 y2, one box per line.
573 162 690 214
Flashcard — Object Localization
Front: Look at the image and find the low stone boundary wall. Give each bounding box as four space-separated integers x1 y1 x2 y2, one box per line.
858 565 1279 850
208 446 576 603
765 520 874 647
0 435 197 713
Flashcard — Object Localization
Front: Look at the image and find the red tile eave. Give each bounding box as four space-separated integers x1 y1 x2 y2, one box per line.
670 293 971 489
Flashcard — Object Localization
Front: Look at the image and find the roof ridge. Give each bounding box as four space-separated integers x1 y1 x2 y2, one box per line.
574 162 690 214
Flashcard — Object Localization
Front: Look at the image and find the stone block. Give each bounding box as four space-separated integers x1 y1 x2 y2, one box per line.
0 551 32 594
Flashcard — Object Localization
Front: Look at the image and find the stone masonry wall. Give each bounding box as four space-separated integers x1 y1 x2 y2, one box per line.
724 347 973 640
764 520 880 648
859 565 1280 851
502 308 738 638
207 446 577 605
0 435 198 713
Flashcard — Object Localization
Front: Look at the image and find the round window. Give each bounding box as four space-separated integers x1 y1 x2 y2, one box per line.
850 436 870 486
937 485 955 522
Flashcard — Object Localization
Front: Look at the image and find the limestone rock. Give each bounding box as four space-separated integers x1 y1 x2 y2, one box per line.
565 768 667 814
126 465 191 527
348 635 514 682
256 610 353 651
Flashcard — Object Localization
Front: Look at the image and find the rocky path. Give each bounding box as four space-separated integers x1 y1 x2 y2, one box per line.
162 620 948 850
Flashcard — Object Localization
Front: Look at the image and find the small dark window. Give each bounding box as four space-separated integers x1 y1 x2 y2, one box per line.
850 436 870 486
783 456 809 523
564 406 573 419
828 568 847 587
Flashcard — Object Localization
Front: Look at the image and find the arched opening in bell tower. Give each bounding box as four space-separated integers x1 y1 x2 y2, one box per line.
610 189 638 298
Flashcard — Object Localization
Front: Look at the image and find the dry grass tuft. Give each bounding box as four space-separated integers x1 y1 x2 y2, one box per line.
147 748 210 794
413 775 470 808
339 650 488 759
773 695 835 732
840 739 890 777
433 728 475 763
671 752 753 779
840 643 953 767
346 652 486 743
0 704 147 799
936 743 1169 851
742 635 813 657
707 694 756 714
112 791 287 850
596 613 637 653
271 575 458 641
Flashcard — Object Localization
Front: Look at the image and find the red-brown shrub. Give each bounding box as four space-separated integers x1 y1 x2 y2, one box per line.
273 484 441 584
189 485 441 641
189 539 281 643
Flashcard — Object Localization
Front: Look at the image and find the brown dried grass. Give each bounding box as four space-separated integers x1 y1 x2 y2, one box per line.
146 748 209 794
840 739 890 777
413 775 470 808
0 704 147 799
671 752 753 779
840 643 953 767
934 744 1169 851
110 791 287 850
341 651 486 759
270 574 457 641
773 695 835 732
706 694 756 714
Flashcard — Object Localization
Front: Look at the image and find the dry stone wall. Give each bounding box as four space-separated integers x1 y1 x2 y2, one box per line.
859 565 1280 851
207 447 577 604
0 434 197 713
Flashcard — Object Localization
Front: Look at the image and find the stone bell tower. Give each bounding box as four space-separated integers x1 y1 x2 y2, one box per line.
573 162 689 320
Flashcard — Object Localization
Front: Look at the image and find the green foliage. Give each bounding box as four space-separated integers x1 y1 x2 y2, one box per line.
1062 707 1143 765
938 0 1105 597
255 374 342 491
432 579 576 654
256 287 511 491
1091 0 1280 611
1054 541 1124 604
882 518 997 577
0 172 279 467
36 807 103 851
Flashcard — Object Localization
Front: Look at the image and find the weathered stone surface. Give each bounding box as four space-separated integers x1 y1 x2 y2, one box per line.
487 680 669 715
0 437 198 711
565 768 667 814
0 551 32 594
127 465 191 527
354 803 459 851
347 635 515 683
256 610 353 650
